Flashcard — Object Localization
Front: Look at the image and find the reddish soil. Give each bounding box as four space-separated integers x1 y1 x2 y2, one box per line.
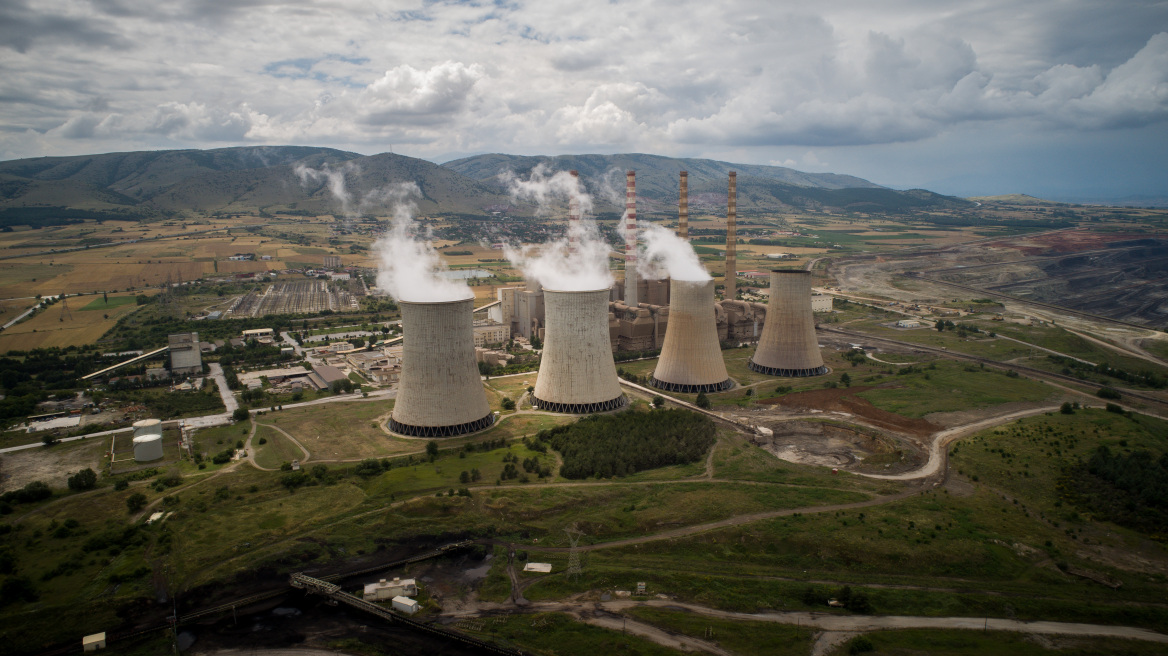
758 386 940 438
989 231 1149 257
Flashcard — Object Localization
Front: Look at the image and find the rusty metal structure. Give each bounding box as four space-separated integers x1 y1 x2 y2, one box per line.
624 170 639 307
725 171 737 299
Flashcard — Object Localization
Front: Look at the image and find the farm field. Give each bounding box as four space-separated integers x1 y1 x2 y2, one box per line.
0 292 145 351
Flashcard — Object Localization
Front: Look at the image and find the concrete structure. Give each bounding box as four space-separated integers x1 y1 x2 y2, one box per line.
306 364 347 391
390 298 494 437
241 328 275 339
324 254 341 269
82 632 106 652
897 319 921 328
651 279 732 393
749 270 827 377
677 170 688 239
623 171 639 307
391 596 419 615
609 300 668 352
725 172 737 298
811 294 833 312
363 577 417 601
168 332 202 375
472 319 510 347
532 288 626 413
132 419 164 462
523 563 552 573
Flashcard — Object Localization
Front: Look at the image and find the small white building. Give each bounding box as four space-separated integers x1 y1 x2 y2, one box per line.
896 319 921 329
391 596 418 615
82 632 106 652
522 562 552 573
810 294 833 312
363 577 417 601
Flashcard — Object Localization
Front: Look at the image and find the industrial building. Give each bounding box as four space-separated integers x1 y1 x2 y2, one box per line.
132 419 164 462
651 279 732 393
363 577 417 601
323 254 342 269
389 298 495 437
749 270 828 377
167 332 202 375
472 319 510 347
532 288 626 414
811 294 833 312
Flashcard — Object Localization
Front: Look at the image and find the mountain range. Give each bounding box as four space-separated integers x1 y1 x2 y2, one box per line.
0 146 968 225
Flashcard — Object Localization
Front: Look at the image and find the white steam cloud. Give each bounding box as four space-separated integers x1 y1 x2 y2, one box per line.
502 166 613 291
369 182 473 303
295 162 357 218
637 222 710 282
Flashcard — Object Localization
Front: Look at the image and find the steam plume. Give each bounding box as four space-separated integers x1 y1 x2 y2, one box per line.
637 222 710 282
294 162 357 218
502 166 612 291
371 182 473 303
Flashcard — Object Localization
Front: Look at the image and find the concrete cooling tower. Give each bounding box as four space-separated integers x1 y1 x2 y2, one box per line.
748 270 828 377
132 418 164 462
532 288 627 413
651 279 732 393
389 298 495 437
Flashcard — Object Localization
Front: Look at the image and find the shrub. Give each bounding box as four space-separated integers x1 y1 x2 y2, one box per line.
1097 387 1122 400
126 493 148 513
66 468 97 491
695 392 711 409
848 636 875 654
232 408 250 422
1060 402 1075 415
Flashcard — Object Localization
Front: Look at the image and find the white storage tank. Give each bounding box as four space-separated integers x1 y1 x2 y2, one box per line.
132 419 164 462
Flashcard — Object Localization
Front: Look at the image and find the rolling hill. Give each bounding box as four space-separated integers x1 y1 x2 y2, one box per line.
0 146 969 227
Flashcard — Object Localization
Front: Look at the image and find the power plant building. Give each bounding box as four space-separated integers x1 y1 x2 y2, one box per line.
389 298 495 437
132 419 164 462
532 288 627 413
168 332 202 376
651 279 732 393
749 270 828 377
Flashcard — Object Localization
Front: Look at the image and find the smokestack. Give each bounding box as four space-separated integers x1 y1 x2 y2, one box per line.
532 288 627 413
726 171 737 299
678 171 688 240
651 279 731 393
389 298 495 436
568 170 580 253
748 270 827 377
625 170 639 307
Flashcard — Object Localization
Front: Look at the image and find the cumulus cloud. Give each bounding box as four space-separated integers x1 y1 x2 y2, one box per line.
0 0 1166 168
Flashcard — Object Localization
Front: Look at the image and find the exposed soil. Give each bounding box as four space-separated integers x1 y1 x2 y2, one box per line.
758 386 941 438
747 418 923 474
0 436 106 492
989 230 1153 257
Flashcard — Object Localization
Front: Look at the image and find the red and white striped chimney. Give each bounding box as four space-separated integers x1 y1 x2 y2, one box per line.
568 170 580 254
625 170 639 307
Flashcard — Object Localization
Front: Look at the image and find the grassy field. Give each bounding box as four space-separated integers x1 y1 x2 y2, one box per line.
253 423 306 469
460 612 683 656
854 359 1055 417
825 629 1168 655
0 293 143 350
626 606 814 655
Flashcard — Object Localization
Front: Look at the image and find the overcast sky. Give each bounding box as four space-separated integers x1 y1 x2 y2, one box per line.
2 0 1166 200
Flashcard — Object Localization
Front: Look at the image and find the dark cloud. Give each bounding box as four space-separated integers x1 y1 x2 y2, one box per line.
0 1 126 52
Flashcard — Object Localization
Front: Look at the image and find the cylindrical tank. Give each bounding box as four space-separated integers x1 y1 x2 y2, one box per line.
132 418 164 462
389 298 495 437
749 270 828 377
532 288 627 413
651 279 732 393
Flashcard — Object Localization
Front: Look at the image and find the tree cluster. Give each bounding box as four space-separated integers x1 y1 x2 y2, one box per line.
537 409 716 479
1061 445 1168 538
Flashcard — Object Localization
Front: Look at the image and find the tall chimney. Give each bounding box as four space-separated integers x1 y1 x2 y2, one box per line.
678 171 689 240
625 170 639 307
725 171 737 299
568 170 580 254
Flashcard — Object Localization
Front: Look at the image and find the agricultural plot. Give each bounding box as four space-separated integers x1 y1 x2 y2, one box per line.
0 293 143 350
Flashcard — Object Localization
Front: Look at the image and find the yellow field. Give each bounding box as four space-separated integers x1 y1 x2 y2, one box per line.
0 293 143 350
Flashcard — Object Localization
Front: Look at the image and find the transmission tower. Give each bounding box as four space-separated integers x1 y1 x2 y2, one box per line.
565 524 585 580
58 294 72 322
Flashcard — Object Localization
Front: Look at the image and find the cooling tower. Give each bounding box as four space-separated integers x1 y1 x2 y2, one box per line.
132 418 164 462
389 298 495 437
651 279 732 393
532 288 627 413
749 270 828 377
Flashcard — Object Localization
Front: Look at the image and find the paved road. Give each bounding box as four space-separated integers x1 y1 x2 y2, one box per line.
209 363 238 415
279 331 305 356
1 302 37 329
